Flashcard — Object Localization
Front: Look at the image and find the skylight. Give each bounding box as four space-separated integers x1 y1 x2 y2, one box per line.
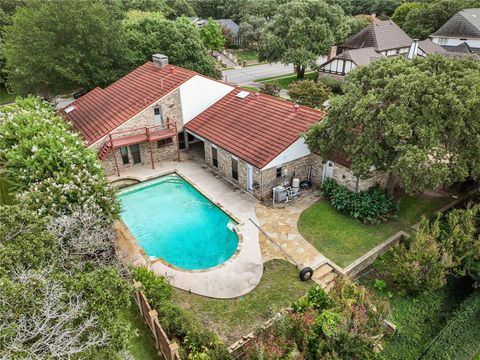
236 91 250 99
64 105 76 113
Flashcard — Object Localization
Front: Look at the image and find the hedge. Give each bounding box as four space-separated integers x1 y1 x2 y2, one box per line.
422 291 480 359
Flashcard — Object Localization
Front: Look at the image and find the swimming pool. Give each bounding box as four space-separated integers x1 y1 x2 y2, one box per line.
118 174 239 270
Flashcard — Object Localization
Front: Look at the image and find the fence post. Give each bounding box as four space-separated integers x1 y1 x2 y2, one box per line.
149 310 159 348
170 342 180 360
133 281 142 315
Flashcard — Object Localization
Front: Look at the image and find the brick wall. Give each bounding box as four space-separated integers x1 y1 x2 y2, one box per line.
93 89 183 176
310 153 386 192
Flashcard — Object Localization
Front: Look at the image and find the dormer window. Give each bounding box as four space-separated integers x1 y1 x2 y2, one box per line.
153 106 164 125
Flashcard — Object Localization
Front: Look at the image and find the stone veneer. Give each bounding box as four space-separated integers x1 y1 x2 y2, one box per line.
93 88 183 176
310 153 386 192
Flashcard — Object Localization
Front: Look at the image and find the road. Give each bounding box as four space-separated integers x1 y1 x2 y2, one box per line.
222 63 294 85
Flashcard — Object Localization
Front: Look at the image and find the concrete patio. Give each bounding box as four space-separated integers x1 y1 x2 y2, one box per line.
112 154 263 299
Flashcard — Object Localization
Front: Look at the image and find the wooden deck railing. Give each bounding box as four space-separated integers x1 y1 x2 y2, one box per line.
133 282 181 360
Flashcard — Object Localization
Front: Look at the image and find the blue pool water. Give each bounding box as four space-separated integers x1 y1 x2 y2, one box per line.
118 174 238 270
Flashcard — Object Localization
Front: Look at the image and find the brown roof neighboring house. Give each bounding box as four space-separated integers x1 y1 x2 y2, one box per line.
185 89 325 169
341 19 413 52
417 39 448 55
336 47 385 66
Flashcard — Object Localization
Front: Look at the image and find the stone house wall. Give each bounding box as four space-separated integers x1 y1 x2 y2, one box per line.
310 153 386 192
91 89 183 176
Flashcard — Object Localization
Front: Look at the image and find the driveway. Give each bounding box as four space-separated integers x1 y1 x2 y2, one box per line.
222 63 294 85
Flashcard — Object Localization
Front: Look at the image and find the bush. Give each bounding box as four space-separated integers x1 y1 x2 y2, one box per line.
322 178 398 224
132 267 230 359
390 219 452 294
259 81 281 97
317 76 343 95
287 79 331 109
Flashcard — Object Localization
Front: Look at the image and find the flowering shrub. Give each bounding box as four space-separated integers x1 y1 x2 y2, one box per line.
322 178 398 224
0 97 119 218
246 280 388 359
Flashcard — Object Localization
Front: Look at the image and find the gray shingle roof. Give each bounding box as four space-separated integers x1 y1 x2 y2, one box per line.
431 9 480 39
342 19 413 52
418 39 447 54
215 19 239 36
336 47 384 66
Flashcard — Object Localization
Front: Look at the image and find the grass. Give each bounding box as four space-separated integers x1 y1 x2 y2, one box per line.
173 259 312 345
120 302 159 360
298 195 451 268
256 72 317 89
0 86 17 105
359 255 473 360
234 49 259 62
239 85 259 92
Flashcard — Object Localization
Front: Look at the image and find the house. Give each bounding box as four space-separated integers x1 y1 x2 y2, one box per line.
430 8 480 53
189 17 241 45
62 55 383 199
319 19 446 77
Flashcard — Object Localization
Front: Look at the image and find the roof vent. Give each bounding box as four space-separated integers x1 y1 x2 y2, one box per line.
64 105 75 113
236 91 250 99
293 104 300 112
152 54 169 69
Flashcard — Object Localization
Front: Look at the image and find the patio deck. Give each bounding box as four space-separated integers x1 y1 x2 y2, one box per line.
111 154 263 299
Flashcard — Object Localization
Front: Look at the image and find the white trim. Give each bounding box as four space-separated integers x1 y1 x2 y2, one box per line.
261 138 311 170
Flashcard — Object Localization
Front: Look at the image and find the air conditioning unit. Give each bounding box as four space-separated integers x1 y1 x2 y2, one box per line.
273 185 288 204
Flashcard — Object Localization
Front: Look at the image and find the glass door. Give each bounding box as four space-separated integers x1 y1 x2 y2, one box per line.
129 144 141 164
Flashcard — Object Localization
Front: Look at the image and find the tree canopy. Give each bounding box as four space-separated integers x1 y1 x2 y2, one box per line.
258 0 350 78
238 15 268 49
304 55 480 196
200 18 226 52
123 14 220 78
3 0 129 96
287 79 331 108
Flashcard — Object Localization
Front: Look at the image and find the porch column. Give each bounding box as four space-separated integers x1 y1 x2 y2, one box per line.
184 131 189 151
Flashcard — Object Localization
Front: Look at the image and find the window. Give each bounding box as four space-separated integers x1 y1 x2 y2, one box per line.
157 138 173 148
153 106 164 125
231 157 238 180
276 166 283 179
437 38 448 45
119 146 129 165
129 144 141 164
212 147 218 167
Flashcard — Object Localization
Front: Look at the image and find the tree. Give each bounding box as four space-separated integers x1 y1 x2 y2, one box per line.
200 18 226 52
123 0 196 19
287 79 331 108
123 14 220 78
238 15 268 49
258 0 350 79
304 55 480 196
260 81 281 97
3 0 129 96
401 0 479 39
332 0 404 17
345 15 370 36
391 2 425 30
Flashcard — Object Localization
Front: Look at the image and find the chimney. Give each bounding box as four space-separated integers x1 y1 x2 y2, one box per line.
327 45 338 61
407 39 419 60
152 54 169 69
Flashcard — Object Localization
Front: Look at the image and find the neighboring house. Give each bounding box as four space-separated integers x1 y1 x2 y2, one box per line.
189 17 241 45
430 8 480 53
62 54 383 200
319 19 446 77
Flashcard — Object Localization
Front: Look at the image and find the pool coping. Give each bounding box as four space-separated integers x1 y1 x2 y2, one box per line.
117 170 245 274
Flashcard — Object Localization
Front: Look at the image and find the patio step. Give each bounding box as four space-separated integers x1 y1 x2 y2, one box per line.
312 264 336 291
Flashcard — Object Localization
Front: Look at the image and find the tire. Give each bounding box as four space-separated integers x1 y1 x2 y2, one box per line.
299 267 313 281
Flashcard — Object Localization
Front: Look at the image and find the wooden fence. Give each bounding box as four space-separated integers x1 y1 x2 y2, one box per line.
133 282 181 360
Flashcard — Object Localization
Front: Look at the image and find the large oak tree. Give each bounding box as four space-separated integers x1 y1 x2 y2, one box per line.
304 55 480 196
258 0 350 79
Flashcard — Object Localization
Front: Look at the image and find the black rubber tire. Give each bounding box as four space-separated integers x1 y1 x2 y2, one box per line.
299 267 313 281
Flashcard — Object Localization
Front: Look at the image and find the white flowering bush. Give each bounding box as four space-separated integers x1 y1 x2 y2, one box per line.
0 97 119 218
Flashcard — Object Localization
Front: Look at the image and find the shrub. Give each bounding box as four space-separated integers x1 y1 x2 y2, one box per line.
131 266 172 305
259 81 281 97
0 97 119 219
390 219 452 294
287 79 331 109
317 76 343 94
322 178 398 224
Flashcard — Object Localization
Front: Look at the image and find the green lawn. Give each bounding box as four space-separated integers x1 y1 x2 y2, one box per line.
239 85 259 92
0 86 16 105
257 72 317 89
120 302 159 360
234 49 259 62
298 195 451 268
173 260 312 345
359 255 473 360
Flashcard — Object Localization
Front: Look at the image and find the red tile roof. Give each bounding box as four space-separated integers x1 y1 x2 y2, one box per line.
61 63 196 145
185 89 325 169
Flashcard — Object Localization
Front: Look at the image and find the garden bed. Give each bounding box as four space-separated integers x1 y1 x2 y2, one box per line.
358 253 474 360
298 195 451 267
173 260 312 345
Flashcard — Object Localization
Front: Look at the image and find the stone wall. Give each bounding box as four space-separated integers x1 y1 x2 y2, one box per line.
310 153 386 192
93 88 182 176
